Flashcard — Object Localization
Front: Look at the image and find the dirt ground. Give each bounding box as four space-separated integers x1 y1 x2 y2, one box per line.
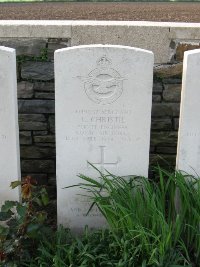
0 2 200 22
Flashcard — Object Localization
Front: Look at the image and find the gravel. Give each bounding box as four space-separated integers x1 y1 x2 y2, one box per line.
0 2 200 22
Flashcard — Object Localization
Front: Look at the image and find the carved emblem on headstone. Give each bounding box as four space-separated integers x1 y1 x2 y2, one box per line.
80 56 125 105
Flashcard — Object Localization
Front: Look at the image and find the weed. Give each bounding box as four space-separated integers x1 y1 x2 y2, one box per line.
0 176 50 265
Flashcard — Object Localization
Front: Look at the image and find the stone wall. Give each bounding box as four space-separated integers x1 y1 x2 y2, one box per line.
5 37 182 185
0 38 190 183
1 21 200 199
2 38 70 201
151 41 200 172
151 69 181 172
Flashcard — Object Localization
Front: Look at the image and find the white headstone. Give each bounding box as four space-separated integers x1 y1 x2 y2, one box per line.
0 46 20 206
55 45 154 231
177 49 200 177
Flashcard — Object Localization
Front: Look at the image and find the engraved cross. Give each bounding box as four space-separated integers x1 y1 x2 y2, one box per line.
88 146 118 174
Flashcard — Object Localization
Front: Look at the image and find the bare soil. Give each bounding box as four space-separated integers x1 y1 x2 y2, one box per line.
0 2 200 22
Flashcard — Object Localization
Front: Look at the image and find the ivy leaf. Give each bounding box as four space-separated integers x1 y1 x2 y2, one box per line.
16 205 27 219
10 181 21 189
36 211 47 223
41 189 49 206
7 218 18 228
1 201 17 212
0 210 13 221
34 197 42 207
26 223 40 238
0 225 9 237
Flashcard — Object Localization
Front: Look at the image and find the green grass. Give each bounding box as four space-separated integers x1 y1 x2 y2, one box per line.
20 166 200 267
73 165 200 266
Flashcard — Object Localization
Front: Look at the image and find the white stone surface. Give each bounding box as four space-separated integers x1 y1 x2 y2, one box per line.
71 21 170 63
169 24 200 39
176 49 200 176
55 45 154 231
0 20 72 38
1 21 200 63
0 46 20 206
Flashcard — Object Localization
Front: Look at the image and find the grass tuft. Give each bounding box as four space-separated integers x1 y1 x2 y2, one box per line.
22 166 200 266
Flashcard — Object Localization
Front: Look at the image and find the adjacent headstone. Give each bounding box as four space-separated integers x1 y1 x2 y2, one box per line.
0 46 20 206
55 45 154 231
176 49 200 177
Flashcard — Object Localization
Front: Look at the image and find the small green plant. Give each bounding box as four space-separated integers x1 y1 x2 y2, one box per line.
0 176 49 265
65 165 200 266
1 167 200 267
16 48 49 64
24 226 142 267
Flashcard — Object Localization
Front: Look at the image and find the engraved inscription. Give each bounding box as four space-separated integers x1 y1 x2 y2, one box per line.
65 108 132 143
70 206 101 217
79 56 125 105
186 132 200 137
88 146 118 173
69 196 102 217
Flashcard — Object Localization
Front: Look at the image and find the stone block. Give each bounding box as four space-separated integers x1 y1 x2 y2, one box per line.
35 92 55 99
151 118 172 130
19 131 32 145
156 146 177 154
17 81 34 98
154 63 183 78
20 146 55 159
47 38 69 60
18 100 55 114
0 21 72 38
34 135 55 143
19 114 46 122
152 95 161 103
36 143 55 148
33 82 54 92
163 84 181 102
169 26 200 41
33 131 48 136
17 61 20 81
153 82 163 93
150 131 178 147
173 118 179 130
19 121 47 131
21 160 55 173
71 21 171 63
21 173 48 185
48 174 56 186
162 78 182 84
48 115 55 133
0 38 47 57
176 41 200 61
149 154 176 168
19 114 47 130
152 103 180 117
21 61 54 81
